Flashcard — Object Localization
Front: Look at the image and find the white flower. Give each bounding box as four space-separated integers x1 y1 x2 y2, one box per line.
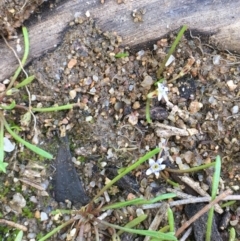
157 83 169 102
146 158 166 178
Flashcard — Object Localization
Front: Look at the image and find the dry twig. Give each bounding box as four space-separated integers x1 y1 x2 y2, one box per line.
175 189 232 237
0 219 27 232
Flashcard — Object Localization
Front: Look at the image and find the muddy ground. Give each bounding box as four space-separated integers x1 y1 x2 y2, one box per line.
0 11 240 241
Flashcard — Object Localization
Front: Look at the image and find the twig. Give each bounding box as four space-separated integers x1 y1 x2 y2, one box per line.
143 202 169 241
142 195 240 210
0 219 27 232
179 176 223 214
179 226 192 241
175 189 232 237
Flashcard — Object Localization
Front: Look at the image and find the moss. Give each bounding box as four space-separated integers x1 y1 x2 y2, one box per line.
22 207 34 218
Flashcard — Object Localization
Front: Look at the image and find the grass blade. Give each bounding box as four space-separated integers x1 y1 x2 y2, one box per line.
0 100 16 110
93 147 160 201
14 230 23 241
117 214 148 235
167 207 175 232
15 75 35 89
157 25 187 79
32 104 74 112
206 155 221 241
100 220 177 240
3 117 53 159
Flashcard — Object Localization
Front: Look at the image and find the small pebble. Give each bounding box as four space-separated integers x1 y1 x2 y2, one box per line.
213 55 221 65
136 208 144 216
141 75 153 89
67 58 77 69
40 212 48 221
231 105 239 114
227 80 237 91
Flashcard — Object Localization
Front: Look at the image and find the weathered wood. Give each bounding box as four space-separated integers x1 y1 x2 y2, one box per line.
1 0 240 81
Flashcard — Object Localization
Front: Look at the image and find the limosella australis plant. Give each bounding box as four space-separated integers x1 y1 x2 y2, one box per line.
0 26 76 172
38 148 236 241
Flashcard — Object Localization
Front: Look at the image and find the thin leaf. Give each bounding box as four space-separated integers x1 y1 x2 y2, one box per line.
100 220 177 241
211 155 221 199
7 26 30 91
32 104 74 112
146 98 152 123
229 227 236 241
3 118 53 159
15 75 35 89
167 208 175 232
115 52 129 58
38 219 75 241
92 147 160 201
157 25 187 79
206 155 221 241
0 120 4 162
0 162 8 173
0 100 16 110
102 198 144 210
14 230 23 241
117 214 148 235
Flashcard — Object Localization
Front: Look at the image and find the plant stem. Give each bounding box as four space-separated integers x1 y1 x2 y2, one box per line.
7 26 29 91
165 162 215 173
146 98 152 123
157 25 188 79
32 104 74 112
2 115 53 159
38 219 75 241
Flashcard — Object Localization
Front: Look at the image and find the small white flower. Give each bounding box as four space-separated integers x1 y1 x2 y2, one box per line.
157 83 169 102
146 158 166 178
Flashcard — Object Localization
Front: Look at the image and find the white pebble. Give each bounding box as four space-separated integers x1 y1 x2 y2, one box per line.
3 137 15 152
136 208 144 217
40 212 48 221
85 116 93 122
85 10 90 17
231 105 239 114
213 55 221 65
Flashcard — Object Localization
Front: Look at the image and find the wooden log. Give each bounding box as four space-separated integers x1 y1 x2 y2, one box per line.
0 0 240 81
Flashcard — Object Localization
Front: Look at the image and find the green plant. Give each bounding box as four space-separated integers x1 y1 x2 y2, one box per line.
145 25 188 123
0 26 78 173
206 155 221 241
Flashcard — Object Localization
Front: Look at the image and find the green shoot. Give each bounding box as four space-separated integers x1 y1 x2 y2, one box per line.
221 200 236 208
7 26 30 91
0 120 8 173
117 214 147 235
15 75 35 89
167 207 175 233
102 193 176 211
14 230 23 241
2 115 53 159
157 25 188 79
32 104 74 112
99 219 177 241
165 162 216 173
229 227 236 241
206 155 221 241
146 98 152 123
92 147 160 201
146 25 187 123
0 100 16 110
115 52 129 58
38 219 75 241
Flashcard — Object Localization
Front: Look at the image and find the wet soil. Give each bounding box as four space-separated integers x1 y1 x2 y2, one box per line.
0 15 240 241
